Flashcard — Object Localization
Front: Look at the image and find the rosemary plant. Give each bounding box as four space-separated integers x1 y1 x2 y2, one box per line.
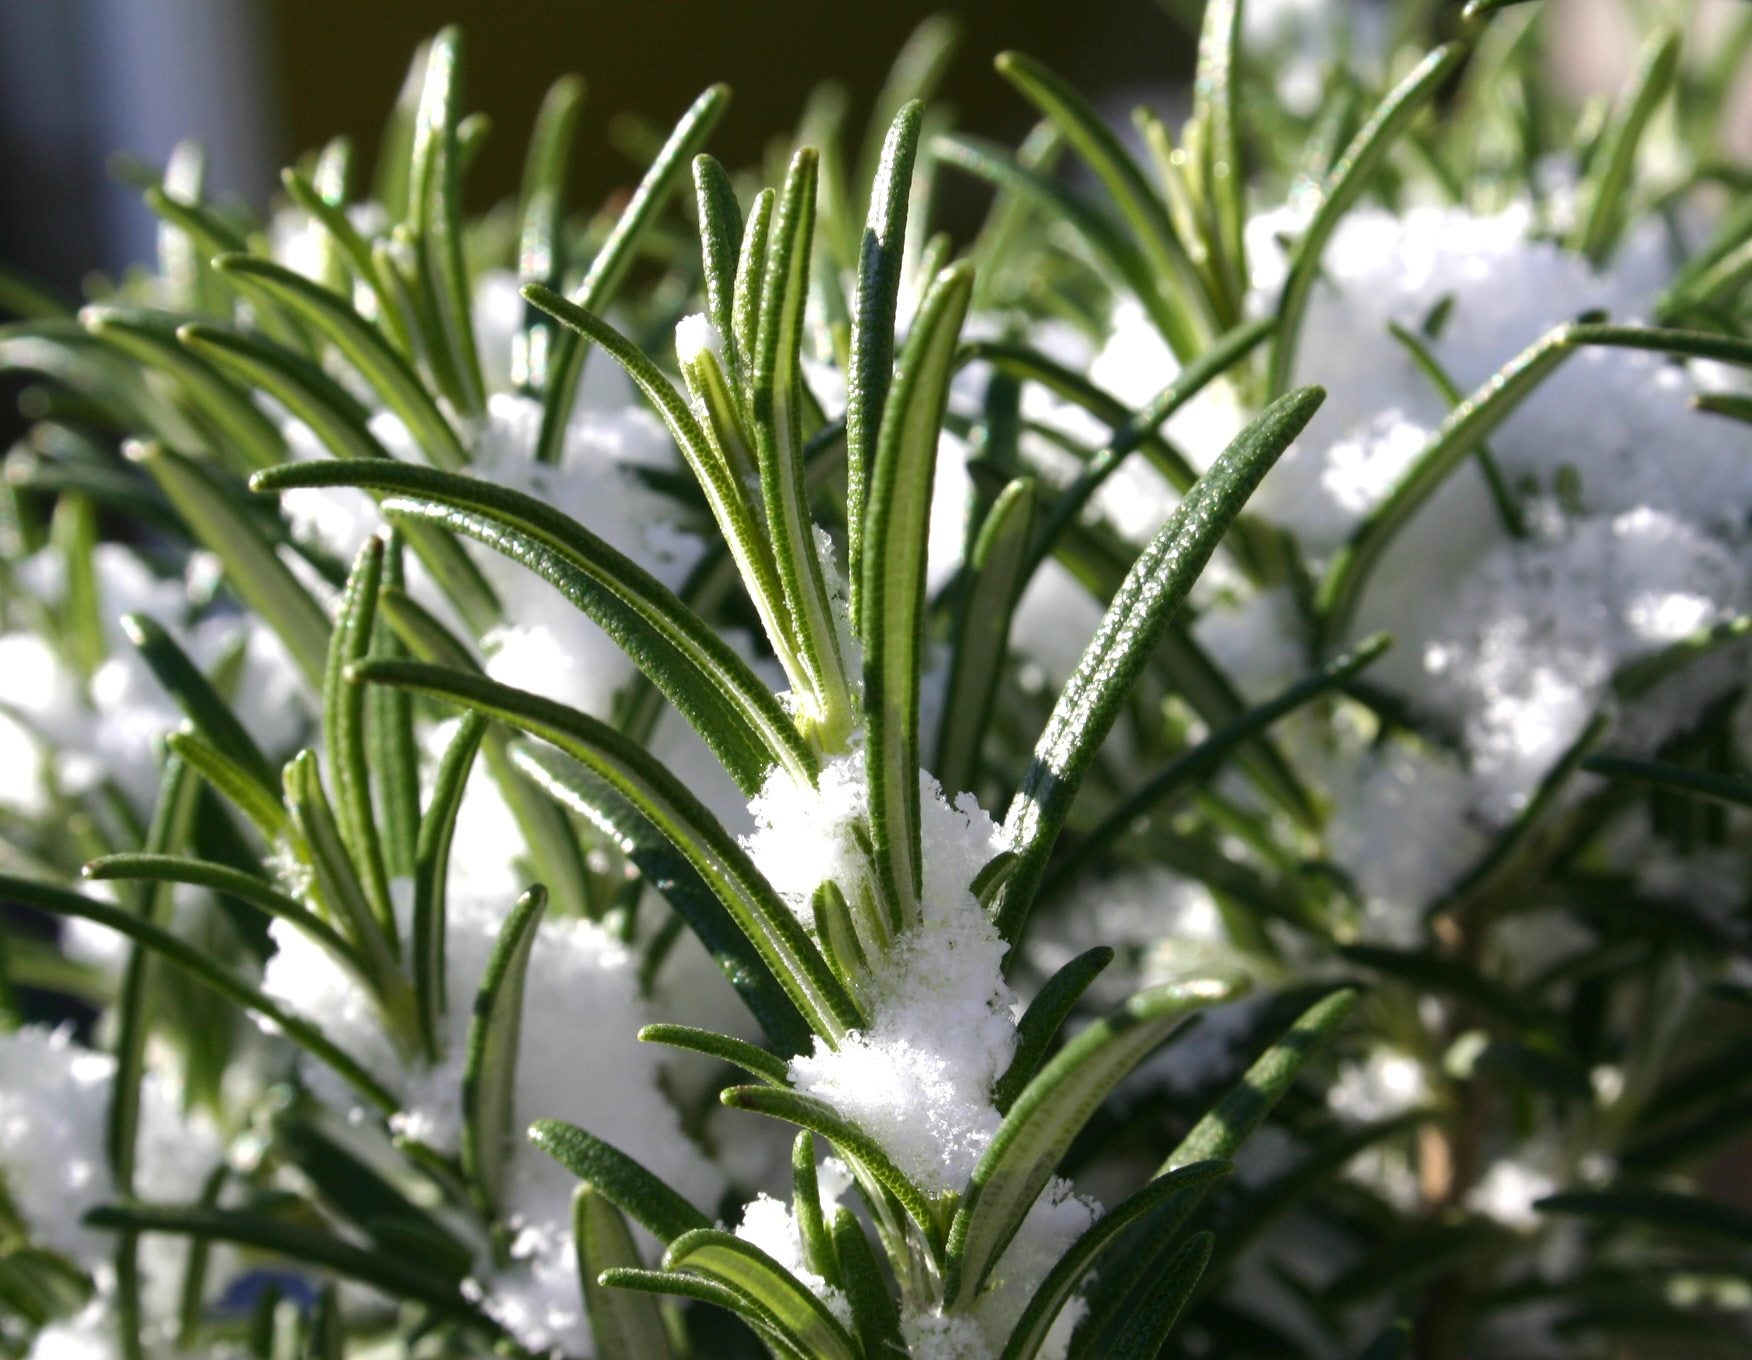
0 3 1748 1358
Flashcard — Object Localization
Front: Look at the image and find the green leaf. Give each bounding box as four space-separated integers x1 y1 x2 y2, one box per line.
349 658 861 1040
1385 320 1527 538
720 1084 946 1263
1313 318 1574 647
733 188 776 405
83 854 363 986
994 51 1203 358
214 254 470 470
994 386 1325 946
1105 1230 1213 1359
991 946 1115 1115
50 492 104 681
1046 633 1390 894
273 1116 473 1275
753 148 857 744
1167 988 1357 1172
1581 755 1752 810
1460 0 1538 17
132 441 330 690
176 319 381 459
1000 1160 1231 1360
105 754 198 1360
0 874 396 1113
846 99 924 609
120 612 276 797
413 712 485 1056
692 154 745 392
514 743 811 1054
278 168 409 355
378 587 592 919
163 730 288 839
598 1269 803 1358
528 283 807 704
1075 989 1358 1354
0 262 71 320
1537 1189 1752 1248
537 83 729 461
513 74 586 394
1571 29 1680 264
574 1186 676 1360
639 1023 789 1085
1027 315 1275 574
282 752 409 1026
791 1131 842 1291
368 536 422 881
174 316 505 661
662 1229 860 1360
830 1208 907 1359
936 476 1037 794
1193 0 1246 299
1691 390 1752 424
323 534 393 924
1428 713 1606 919
80 306 286 475
409 27 484 414
946 976 1240 1306
462 885 547 1219
529 1120 711 1244
1268 44 1466 395
932 133 1164 339
254 456 813 793
861 261 973 927
1338 943 1546 1033
84 1204 490 1327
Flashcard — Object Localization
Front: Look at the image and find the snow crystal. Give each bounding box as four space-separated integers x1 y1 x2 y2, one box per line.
1322 741 1489 944
23 1303 120 1360
472 269 525 397
674 312 721 367
1328 1048 1429 1125
749 748 1016 1193
471 392 702 720
0 548 309 817
1416 508 1748 820
0 1027 221 1270
260 878 719 1356
731 1175 853 1327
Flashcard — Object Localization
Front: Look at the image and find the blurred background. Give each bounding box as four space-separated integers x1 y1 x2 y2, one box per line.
3 0 1735 306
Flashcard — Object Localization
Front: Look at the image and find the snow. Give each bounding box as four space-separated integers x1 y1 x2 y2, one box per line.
752 749 1014 1193
0 1027 222 1284
0 547 307 817
259 879 720 1356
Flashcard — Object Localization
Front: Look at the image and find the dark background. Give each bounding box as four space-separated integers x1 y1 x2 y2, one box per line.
0 0 1198 301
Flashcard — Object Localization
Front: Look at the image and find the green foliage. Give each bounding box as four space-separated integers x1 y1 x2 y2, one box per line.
1 4 1747 1358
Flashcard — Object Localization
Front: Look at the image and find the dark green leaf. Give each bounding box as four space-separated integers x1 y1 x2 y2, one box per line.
537 84 729 460
991 946 1114 1115
862 261 973 927
350 658 859 1039
575 1186 676 1360
846 100 924 607
1001 1160 1231 1360
947 977 1240 1305
529 1120 711 1244
0 874 395 1113
994 387 1325 945
255 456 813 794
1268 45 1466 394
462 886 547 1219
